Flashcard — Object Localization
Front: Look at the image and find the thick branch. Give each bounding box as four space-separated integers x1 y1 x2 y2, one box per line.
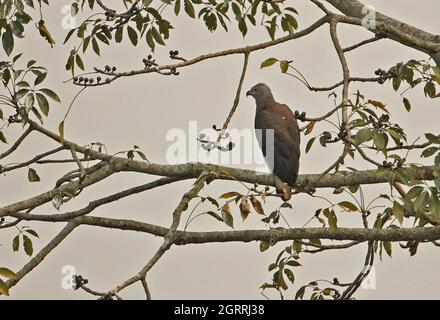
325 0 440 65
78 216 440 243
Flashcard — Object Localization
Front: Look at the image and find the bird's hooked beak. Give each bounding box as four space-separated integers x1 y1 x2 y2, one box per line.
246 90 252 97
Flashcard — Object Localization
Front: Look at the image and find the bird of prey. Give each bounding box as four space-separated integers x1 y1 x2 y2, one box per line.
246 83 300 200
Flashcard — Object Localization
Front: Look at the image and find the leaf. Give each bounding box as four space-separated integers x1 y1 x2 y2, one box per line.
238 17 247 37
25 229 39 238
392 201 404 225
127 26 138 46
92 37 100 55
277 270 288 290
250 196 265 215
206 211 223 222
305 137 315 153
326 209 337 231
0 279 9 296
221 210 234 228
421 147 438 158
203 12 217 32
2 25 14 56
304 121 315 135
115 26 123 43
36 92 49 116
429 196 440 221
406 186 423 200
280 60 289 73
414 191 429 213
184 0 195 18
368 99 389 113
28 168 40 182
383 240 392 257
23 234 33 256
240 198 251 221
338 201 358 212
354 128 372 145
284 268 295 284
403 97 411 112
286 260 301 267
151 26 165 46
40 88 61 102
260 58 278 68
174 0 180 15
0 268 17 280
219 191 241 199
58 121 64 143
12 235 19 252
75 54 85 70
259 241 270 252
221 203 234 228
0 131 7 144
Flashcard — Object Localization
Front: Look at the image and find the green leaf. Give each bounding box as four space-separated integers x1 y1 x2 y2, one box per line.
327 209 337 231
174 0 180 15
354 128 372 145
23 234 33 256
403 97 411 112
115 26 123 43
0 268 17 279
425 133 440 144
406 186 423 200
429 196 440 221
203 12 217 32
0 131 7 144
219 191 241 199
28 168 40 182
25 229 39 238
0 279 9 296
383 240 392 257
414 191 429 213
280 60 289 73
421 147 439 158
151 26 165 45
260 58 278 69
392 201 404 225
75 54 85 70
338 201 358 212
127 26 138 46
92 37 100 55
259 241 270 252
238 17 247 37
284 268 295 284
305 137 315 153
12 235 19 252
2 25 14 56
286 260 301 267
206 211 223 222
40 88 61 102
222 211 233 228
184 0 195 18
36 92 49 116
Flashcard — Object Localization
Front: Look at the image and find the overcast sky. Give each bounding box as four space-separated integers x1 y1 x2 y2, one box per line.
1 0 440 299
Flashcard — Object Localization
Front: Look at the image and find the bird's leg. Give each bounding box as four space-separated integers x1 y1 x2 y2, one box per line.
275 176 292 201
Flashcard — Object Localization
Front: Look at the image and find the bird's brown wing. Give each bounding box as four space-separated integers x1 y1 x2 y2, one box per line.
255 103 300 186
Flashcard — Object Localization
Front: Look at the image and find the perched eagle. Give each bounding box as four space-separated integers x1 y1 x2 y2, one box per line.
246 83 300 198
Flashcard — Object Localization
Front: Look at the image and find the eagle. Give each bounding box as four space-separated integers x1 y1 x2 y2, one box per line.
246 83 300 199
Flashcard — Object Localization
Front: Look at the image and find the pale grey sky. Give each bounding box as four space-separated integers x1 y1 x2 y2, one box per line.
1 0 440 299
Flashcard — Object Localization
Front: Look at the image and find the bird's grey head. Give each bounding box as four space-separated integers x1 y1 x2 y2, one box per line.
246 83 273 102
